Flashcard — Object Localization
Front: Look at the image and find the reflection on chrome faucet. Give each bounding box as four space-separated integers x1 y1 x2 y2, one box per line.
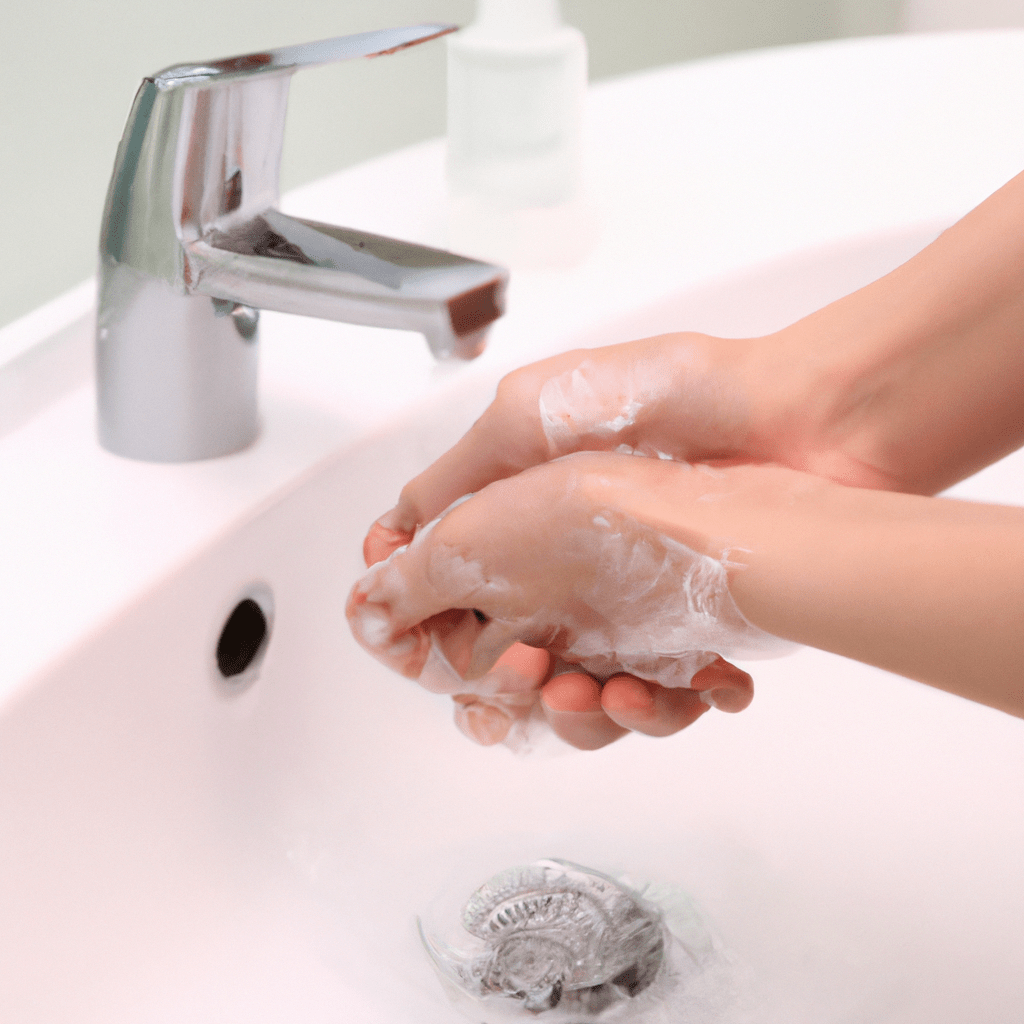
96 25 508 462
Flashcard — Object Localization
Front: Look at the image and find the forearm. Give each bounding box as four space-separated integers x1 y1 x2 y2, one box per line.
738 486 1024 715
598 461 1024 716
755 169 1024 495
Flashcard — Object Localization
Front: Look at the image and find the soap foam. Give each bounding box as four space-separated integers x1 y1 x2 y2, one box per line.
545 509 789 689
539 359 659 457
536 347 750 470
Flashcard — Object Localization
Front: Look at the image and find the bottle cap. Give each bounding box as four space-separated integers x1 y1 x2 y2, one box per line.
473 0 562 38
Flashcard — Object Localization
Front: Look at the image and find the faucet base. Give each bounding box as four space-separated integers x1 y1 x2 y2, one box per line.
97 265 259 462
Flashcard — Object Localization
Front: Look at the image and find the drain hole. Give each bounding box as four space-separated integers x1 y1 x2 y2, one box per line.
217 598 268 678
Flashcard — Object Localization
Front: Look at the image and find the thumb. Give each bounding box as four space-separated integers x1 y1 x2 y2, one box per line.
688 657 754 712
363 517 413 566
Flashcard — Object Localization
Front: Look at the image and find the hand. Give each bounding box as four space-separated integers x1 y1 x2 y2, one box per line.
447 646 756 751
348 453 790 750
359 332 811 747
365 333 769 563
369 167 1024 557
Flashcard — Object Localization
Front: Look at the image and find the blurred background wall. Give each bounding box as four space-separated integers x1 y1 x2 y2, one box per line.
904 0 1024 30
2 0 1021 329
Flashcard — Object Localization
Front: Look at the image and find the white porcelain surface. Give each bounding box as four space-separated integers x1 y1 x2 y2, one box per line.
2 31 1024 1023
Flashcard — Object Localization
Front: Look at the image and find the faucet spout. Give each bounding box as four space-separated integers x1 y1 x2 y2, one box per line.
96 25 508 463
191 210 504 360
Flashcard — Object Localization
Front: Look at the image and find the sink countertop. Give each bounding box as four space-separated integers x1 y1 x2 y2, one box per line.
2 30 1024 705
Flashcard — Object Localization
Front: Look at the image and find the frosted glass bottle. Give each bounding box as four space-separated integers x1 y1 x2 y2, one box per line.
446 0 587 209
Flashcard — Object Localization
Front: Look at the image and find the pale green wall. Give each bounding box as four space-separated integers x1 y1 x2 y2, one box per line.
0 0 900 329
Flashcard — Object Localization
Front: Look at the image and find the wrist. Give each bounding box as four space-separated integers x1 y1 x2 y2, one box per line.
742 308 922 492
732 329 850 479
575 455 833 563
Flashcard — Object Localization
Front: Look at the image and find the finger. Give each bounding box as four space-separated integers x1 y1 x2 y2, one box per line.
378 436 536 540
473 643 551 695
347 549 484 685
601 658 755 735
377 360 578 535
451 645 549 746
541 672 628 750
452 695 513 746
363 520 413 566
601 675 709 737
689 657 754 712
349 509 528 686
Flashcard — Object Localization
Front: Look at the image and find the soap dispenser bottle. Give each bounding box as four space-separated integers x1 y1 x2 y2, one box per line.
446 0 587 209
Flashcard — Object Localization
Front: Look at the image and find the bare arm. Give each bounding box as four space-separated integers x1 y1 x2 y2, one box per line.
601 459 1024 717
760 168 1024 495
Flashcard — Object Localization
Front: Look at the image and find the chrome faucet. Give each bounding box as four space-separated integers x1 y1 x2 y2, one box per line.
97 25 508 462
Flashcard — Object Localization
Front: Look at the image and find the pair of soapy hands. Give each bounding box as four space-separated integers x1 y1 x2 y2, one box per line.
347 332 873 751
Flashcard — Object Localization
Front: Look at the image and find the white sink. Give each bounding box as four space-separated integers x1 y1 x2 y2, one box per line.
3 31 1024 1024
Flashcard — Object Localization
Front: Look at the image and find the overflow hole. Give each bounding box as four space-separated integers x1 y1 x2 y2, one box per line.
217 598 268 678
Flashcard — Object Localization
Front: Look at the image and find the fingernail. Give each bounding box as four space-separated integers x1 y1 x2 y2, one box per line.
454 700 511 746
542 673 603 714
376 506 404 531
345 584 429 681
605 680 656 720
363 520 412 567
348 601 419 659
349 601 393 649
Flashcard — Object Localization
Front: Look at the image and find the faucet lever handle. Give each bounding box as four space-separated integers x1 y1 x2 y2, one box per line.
102 24 459 271
153 24 457 86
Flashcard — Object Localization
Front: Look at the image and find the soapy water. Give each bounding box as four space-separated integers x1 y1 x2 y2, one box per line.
418 858 752 1024
555 509 787 685
536 355 741 465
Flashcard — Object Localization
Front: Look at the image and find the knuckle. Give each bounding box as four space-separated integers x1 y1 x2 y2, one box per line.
494 365 541 410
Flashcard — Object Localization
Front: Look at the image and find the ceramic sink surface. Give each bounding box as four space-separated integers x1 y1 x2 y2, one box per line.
2 31 1024 1023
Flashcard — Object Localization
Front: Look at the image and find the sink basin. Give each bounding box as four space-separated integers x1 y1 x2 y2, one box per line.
3 30 1024 1024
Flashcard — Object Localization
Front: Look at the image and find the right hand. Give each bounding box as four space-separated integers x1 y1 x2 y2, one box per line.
365 333 772 563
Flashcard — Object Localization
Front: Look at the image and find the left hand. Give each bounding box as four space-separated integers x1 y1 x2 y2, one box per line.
348 452 769 750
